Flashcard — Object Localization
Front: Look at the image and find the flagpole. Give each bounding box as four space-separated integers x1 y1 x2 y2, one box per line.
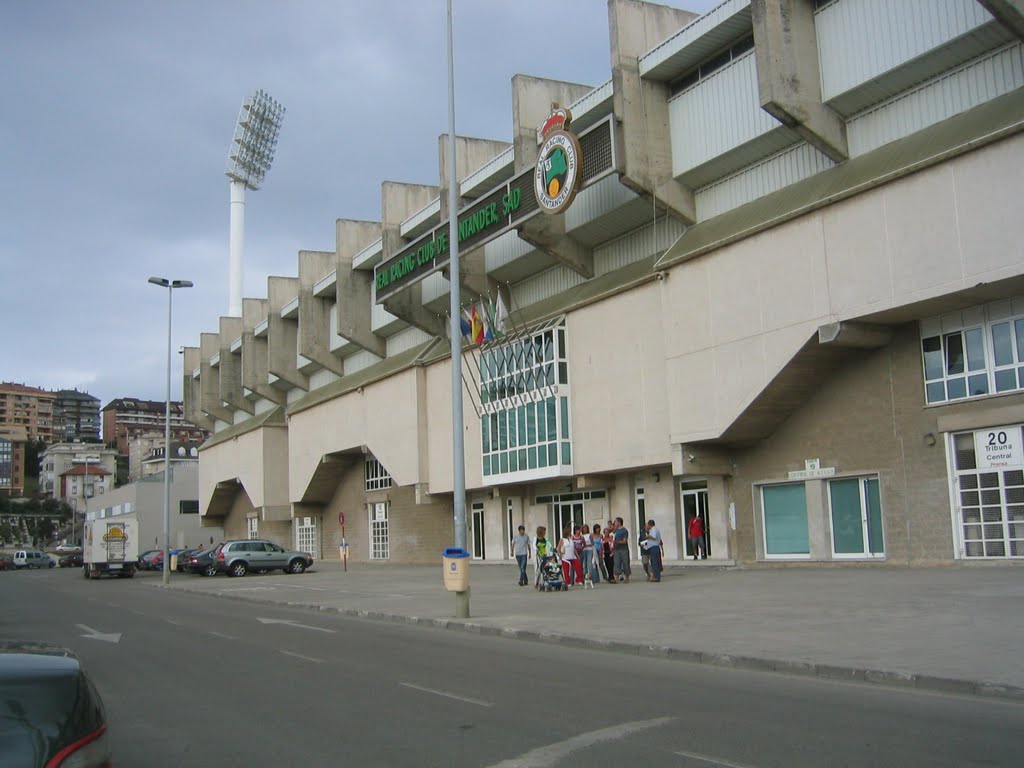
447 0 469 619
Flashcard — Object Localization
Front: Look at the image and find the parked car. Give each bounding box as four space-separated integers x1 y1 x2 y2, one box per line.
138 550 163 570
55 544 82 554
182 547 220 577
214 539 313 577
0 554 15 571
58 553 84 568
174 548 202 572
14 550 55 569
0 642 111 767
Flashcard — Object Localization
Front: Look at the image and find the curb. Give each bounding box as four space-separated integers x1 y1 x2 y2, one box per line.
153 582 1024 703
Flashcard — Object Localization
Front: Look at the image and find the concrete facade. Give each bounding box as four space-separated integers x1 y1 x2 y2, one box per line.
184 1 1024 568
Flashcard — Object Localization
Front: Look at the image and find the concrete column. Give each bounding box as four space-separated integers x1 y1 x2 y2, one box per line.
438 134 511 299
977 0 1024 41
751 0 848 162
241 298 286 405
609 0 698 224
181 347 214 431
218 317 253 415
335 219 386 358
380 181 446 337
200 333 234 423
298 250 343 375
511 74 596 277
267 276 309 392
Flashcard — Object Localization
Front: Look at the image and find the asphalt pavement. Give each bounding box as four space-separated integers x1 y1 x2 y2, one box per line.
148 559 1024 700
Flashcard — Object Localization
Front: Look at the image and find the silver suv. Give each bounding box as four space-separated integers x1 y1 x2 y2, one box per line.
214 540 313 577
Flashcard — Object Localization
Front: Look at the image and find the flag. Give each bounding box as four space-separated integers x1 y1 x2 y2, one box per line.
470 304 484 344
481 300 494 342
494 291 509 336
459 308 472 339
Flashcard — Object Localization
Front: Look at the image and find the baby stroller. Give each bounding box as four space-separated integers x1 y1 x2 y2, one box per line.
537 554 568 592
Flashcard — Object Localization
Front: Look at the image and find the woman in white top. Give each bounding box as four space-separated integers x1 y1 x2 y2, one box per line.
559 524 584 586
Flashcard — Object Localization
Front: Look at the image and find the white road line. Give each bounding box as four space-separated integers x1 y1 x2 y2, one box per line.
674 750 758 768
385 594 411 599
208 631 237 640
486 717 674 768
163 618 182 625
400 682 494 707
280 650 323 663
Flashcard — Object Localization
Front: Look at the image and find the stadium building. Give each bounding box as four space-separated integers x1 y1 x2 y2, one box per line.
184 0 1024 566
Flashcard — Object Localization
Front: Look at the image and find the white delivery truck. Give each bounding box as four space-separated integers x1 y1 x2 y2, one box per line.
83 514 138 579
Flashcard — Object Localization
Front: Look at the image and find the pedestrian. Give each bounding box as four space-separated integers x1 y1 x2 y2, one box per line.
601 526 616 583
612 517 631 583
511 525 531 586
643 519 663 582
638 527 651 579
534 525 553 589
559 524 584 586
581 524 599 584
688 514 705 560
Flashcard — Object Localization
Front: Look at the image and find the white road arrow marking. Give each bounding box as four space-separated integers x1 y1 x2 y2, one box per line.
486 717 675 768
76 624 122 644
256 618 335 634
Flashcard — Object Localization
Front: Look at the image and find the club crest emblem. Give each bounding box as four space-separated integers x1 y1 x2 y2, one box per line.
534 107 583 215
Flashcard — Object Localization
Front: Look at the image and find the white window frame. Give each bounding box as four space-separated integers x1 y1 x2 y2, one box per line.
364 458 392 491
505 499 514 560
246 516 259 540
295 517 319 560
826 475 885 560
471 501 485 560
369 502 389 560
947 427 1024 560
920 299 1024 406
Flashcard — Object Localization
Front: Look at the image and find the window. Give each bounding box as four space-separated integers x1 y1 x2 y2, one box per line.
369 502 389 560
951 427 1024 558
364 458 392 491
246 517 258 540
761 483 810 558
828 477 884 558
179 500 199 515
479 318 572 480
669 35 755 95
921 300 1024 404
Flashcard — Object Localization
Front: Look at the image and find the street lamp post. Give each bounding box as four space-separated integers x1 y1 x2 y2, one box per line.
148 277 193 586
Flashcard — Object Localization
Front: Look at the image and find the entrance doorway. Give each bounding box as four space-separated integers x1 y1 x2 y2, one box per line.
681 482 710 559
554 502 584 538
295 517 319 560
471 502 486 560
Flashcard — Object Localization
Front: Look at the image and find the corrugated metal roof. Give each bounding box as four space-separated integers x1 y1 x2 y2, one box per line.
657 87 1024 270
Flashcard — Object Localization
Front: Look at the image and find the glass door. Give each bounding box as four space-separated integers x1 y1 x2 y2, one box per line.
828 477 883 558
472 502 486 559
295 517 319 560
681 484 710 559
554 502 584 538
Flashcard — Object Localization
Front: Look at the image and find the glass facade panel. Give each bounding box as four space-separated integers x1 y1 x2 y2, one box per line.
830 478 864 554
478 320 571 479
762 483 809 556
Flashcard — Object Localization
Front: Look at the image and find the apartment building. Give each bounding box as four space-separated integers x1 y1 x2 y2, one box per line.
102 398 208 455
183 0 1024 566
52 389 101 443
39 443 118 503
0 382 55 442
0 426 28 497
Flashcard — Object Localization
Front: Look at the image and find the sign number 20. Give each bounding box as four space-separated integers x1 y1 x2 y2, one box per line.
987 431 1009 446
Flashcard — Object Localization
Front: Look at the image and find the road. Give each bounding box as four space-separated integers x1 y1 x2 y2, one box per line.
3 568 1022 767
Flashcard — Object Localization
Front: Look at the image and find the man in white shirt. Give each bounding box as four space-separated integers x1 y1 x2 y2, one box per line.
643 519 663 582
511 525 531 586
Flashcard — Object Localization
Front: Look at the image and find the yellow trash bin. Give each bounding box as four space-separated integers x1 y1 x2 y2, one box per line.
442 547 470 592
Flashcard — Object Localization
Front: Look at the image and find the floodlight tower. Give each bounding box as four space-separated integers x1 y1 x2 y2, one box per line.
224 90 285 317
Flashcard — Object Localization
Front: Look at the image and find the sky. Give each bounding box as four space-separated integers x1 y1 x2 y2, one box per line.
1 0 716 410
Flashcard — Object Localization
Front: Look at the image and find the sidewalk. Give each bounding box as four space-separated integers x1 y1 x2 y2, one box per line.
150 560 1024 701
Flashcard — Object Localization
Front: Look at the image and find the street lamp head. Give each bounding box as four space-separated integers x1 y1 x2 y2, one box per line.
148 277 193 290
